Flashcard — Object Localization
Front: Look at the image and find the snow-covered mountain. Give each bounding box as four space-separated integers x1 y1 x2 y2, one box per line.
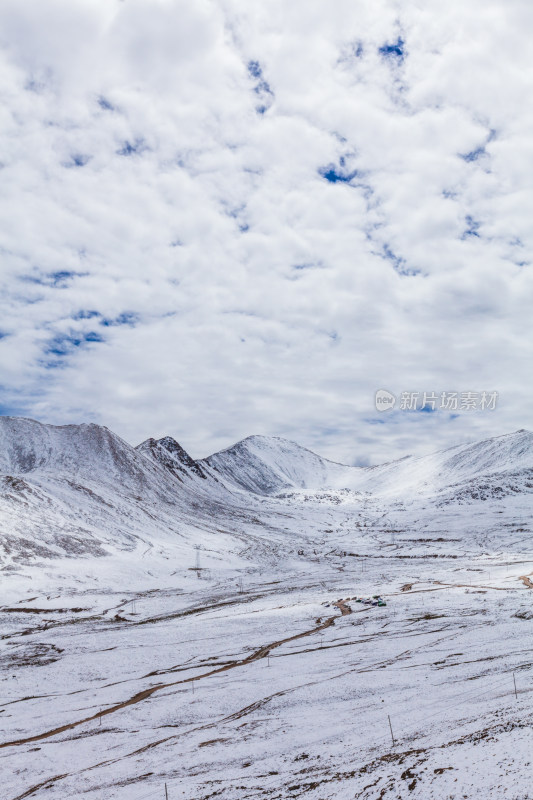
3 417 531 501
0 417 224 496
136 435 212 483
0 417 532 571
203 429 533 500
345 428 533 499
0 417 235 568
0 416 159 490
203 435 352 494
2 417 532 800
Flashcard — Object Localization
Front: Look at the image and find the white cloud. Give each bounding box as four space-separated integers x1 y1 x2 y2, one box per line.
0 0 532 465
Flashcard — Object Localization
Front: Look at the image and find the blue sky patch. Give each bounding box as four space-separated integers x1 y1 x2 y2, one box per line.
247 60 274 114
100 312 139 327
45 330 105 359
72 310 139 328
254 81 272 96
248 61 262 80
49 270 77 285
460 145 485 163
117 139 146 157
382 244 406 271
22 270 85 288
380 243 423 277
73 310 100 320
41 329 105 369
461 215 481 239
66 154 91 168
98 96 115 111
318 164 360 184
0 401 25 416
378 37 405 63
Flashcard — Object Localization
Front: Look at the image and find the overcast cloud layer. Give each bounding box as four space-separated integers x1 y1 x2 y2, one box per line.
0 0 532 464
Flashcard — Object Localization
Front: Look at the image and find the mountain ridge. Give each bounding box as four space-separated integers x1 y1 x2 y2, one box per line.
1 416 532 497
136 435 211 482
0 416 532 570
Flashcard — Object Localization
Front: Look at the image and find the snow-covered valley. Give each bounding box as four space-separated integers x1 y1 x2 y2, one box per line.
1 418 532 799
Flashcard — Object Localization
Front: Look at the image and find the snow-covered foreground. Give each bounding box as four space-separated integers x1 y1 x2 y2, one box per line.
1 419 533 799
2 503 533 799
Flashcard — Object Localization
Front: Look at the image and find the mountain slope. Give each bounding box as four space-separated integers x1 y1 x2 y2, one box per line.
0 418 242 570
1 418 532 572
203 429 533 500
0 416 156 490
350 428 533 498
203 435 354 495
136 435 211 482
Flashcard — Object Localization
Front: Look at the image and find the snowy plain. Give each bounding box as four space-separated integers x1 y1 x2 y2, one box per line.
1 418 532 800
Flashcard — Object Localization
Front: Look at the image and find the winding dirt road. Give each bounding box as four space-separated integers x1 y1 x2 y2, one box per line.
1 599 351 751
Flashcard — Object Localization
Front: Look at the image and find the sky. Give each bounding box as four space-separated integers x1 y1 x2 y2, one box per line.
0 0 532 466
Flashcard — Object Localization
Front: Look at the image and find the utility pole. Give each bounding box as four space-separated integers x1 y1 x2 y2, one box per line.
513 673 518 701
165 782 169 800
195 545 201 576
388 715 395 747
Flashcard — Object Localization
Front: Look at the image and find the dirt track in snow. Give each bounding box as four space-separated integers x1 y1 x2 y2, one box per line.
519 573 533 589
0 599 351 751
